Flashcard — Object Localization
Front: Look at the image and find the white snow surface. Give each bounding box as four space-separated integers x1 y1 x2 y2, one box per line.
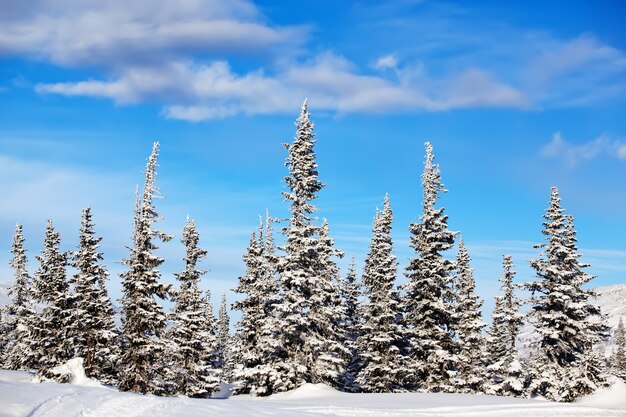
0 372 624 417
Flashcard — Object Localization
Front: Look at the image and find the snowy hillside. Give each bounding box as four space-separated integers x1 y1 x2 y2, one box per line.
517 283 626 357
594 284 626 329
0 281 10 308
0 370 624 417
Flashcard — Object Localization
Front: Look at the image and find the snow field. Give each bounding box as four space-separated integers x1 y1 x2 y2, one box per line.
0 370 624 417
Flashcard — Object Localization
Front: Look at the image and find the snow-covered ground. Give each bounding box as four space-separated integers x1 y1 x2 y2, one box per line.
0 369 624 417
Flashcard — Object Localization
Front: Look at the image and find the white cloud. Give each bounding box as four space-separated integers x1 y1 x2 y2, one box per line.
526 34 626 106
541 132 626 166
0 0 306 67
374 55 398 70
35 53 527 120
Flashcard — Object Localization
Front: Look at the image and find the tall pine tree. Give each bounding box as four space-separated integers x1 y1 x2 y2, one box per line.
169 218 220 397
340 256 362 392
1 224 37 370
451 237 486 393
31 220 75 375
71 207 118 383
402 142 457 392
118 142 173 394
232 222 281 395
356 195 406 392
486 255 524 396
273 99 343 391
526 187 608 402
216 291 232 381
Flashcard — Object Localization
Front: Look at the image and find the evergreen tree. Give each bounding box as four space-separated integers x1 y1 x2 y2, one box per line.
31 220 75 375
118 142 173 394
611 317 626 378
526 187 608 402
451 237 486 393
273 99 344 391
1 224 37 370
232 222 281 396
169 218 219 397
309 219 348 388
340 255 362 392
402 142 457 392
486 255 524 396
216 290 232 381
356 195 406 392
71 207 118 383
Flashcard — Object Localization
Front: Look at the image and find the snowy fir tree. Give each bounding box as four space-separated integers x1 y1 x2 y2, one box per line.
451 237 486 393
526 187 608 402
611 317 626 378
71 207 118 383
216 290 232 381
1 224 37 370
402 142 457 392
309 219 348 388
273 99 343 391
118 142 173 394
486 255 524 396
339 255 362 392
232 223 281 396
356 195 407 393
168 218 220 397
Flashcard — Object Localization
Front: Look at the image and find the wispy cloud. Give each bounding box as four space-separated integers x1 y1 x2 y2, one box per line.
541 132 626 166
0 0 306 68
35 53 527 120
4 1 626 119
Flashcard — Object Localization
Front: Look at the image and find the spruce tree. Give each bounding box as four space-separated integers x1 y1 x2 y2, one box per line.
402 142 457 392
451 237 486 393
216 291 232 381
486 255 524 396
232 222 281 395
340 255 362 392
169 218 219 397
612 317 626 378
356 195 406 392
526 187 608 402
31 220 75 375
2 224 37 370
273 99 343 391
118 142 173 394
309 219 348 388
72 207 118 383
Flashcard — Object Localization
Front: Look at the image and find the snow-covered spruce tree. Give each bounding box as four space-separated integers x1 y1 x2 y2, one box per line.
340 255 362 392
486 255 524 396
402 142 458 392
71 207 118 383
118 142 173 394
168 218 220 397
451 237 486 393
273 99 344 391
216 290 232 381
232 222 282 395
309 219 348 388
31 220 75 375
525 187 608 402
612 317 626 379
1 224 37 370
356 194 406 392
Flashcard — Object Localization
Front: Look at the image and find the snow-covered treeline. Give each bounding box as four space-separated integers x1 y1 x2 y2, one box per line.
0 100 623 402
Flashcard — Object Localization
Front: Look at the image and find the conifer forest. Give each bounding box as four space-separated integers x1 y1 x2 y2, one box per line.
1 100 624 406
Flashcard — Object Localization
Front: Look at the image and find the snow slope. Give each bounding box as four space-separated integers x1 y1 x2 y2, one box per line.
0 370 624 417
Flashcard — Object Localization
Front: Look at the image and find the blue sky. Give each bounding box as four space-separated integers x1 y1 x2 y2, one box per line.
1 0 625 316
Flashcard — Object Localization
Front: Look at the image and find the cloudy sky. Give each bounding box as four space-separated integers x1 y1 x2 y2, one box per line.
1 0 625 314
